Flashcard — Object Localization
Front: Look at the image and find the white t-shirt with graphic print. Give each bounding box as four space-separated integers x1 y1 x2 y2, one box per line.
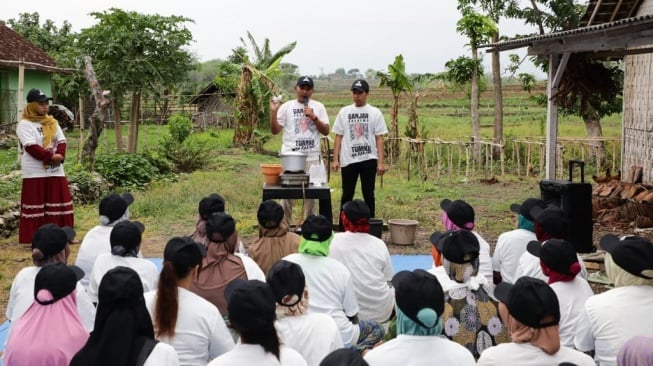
277 99 329 160
332 104 388 168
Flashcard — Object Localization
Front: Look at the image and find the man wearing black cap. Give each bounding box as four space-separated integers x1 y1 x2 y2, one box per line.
270 76 330 226
492 198 542 284
75 192 138 289
574 234 653 366
17 88 73 246
332 79 388 220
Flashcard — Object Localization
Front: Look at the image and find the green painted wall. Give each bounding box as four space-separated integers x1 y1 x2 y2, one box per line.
0 68 52 125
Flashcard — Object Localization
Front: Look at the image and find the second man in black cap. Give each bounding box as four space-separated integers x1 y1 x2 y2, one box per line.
332 79 388 220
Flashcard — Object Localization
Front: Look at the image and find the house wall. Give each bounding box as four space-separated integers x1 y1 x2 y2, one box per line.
0 69 52 125
622 0 653 184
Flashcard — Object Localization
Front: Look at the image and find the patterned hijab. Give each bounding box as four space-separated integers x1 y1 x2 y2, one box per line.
22 102 58 149
441 258 509 358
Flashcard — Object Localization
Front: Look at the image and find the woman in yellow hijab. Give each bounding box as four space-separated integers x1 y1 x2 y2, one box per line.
16 89 74 245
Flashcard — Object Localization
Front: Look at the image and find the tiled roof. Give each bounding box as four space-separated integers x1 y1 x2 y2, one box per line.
0 20 57 72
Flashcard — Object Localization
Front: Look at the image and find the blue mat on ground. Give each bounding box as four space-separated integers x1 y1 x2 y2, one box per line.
148 256 432 274
389 255 433 273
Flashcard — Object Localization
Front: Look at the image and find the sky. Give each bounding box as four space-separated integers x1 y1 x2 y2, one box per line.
1 0 545 78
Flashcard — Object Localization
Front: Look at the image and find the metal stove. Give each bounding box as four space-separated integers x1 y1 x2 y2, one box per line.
280 170 309 187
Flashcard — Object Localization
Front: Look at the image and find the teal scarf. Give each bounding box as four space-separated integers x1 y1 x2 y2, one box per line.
396 306 443 336
517 214 535 232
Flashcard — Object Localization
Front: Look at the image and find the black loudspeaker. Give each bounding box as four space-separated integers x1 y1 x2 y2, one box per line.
539 160 595 253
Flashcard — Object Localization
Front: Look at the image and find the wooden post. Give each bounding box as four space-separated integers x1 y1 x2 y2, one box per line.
545 52 570 179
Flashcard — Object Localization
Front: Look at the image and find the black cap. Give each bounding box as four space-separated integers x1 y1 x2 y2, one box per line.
257 200 284 229
301 215 333 242
530 205 568 237
429 230 480 264
391 269 445 327
342 199 371 222
198 193 225 220
99 193 134 223
226 279 276 329
600 234 653 279
206 212 236 242
110 220 145 253
350 79 370 93
510 198 545 222
34 262 84 305
163 236 207 262
98 266 144 306
527 239 578 275
494 277 560 328
296 76 314 88
266 260 305 305
440 199 475 228
320 349 369 366
31 224 75 258
26 88 52 103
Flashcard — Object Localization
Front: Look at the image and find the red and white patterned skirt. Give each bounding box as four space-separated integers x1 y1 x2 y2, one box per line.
19 176 74 245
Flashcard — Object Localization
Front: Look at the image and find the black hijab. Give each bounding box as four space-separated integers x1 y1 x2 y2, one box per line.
70 266 156 366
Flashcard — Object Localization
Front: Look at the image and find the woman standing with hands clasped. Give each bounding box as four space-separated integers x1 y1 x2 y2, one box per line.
16 89 73 245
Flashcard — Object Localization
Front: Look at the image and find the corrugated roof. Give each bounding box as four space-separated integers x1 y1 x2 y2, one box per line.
480 14 653 52
581 0 643 25
0 20 57 72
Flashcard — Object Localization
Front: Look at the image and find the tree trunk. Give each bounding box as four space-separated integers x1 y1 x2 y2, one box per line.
584 115 606 169
471 47 481 163
114 98 123 152
81 56 111 170
390 95 400 158
491 32 503 159
127 90 141 153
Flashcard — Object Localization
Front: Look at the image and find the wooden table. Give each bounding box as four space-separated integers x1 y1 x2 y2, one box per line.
262 184 333 223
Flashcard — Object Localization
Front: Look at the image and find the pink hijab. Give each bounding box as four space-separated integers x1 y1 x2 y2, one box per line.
4 289 88 366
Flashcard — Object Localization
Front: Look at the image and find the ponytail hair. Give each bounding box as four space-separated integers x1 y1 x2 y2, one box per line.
155 237 203 338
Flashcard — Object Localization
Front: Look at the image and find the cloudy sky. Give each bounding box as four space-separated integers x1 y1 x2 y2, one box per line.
1 0 544 77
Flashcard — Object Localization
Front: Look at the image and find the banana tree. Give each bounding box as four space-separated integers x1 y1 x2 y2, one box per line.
376 55 413 158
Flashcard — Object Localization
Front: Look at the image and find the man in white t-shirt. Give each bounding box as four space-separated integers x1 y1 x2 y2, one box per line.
492 198 542 284
526 239 594 347
574 234 653 366
270 76 330 226
329 199 394 322
332 79 388 220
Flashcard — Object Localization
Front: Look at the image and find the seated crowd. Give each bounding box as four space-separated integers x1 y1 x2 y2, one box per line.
3 193 653 366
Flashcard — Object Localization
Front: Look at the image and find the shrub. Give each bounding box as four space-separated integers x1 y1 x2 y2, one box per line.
94 153 157 189
168 113 193 144
142 148 173 175
160 135 211 173
66 163 112 204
